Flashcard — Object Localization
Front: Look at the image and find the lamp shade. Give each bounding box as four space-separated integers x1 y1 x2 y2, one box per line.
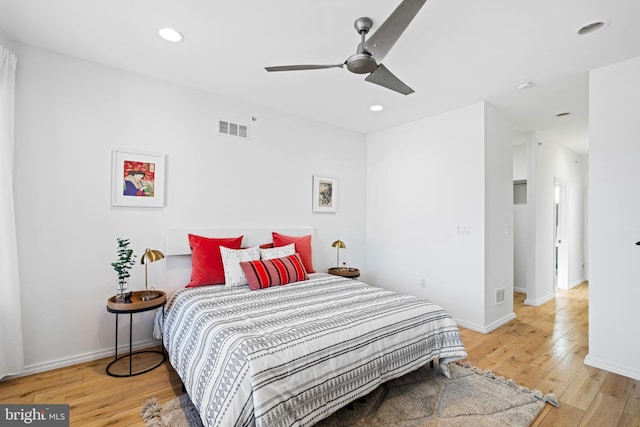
141 248 164 264
331 240 346 249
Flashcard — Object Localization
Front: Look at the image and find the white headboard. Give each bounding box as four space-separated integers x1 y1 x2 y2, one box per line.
165 227 314 256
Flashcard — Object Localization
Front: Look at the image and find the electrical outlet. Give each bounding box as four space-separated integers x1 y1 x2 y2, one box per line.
420 278 426 288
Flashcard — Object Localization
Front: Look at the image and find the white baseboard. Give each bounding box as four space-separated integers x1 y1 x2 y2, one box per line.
584 353 640 381
568 277 587 289
7 338 162 380
517 279 587 296
524 293 555 307
455 312 516 334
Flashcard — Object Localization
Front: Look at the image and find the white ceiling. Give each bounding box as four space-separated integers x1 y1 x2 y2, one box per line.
1 0 640 155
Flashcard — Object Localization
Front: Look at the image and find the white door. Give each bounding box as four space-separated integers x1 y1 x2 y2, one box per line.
554 178 569 290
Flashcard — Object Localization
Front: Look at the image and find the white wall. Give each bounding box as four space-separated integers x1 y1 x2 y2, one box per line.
366 102 514 333
567 156 588 287
483 104 514 328
513 143 527 181
586 55 640 380
10 43 367 374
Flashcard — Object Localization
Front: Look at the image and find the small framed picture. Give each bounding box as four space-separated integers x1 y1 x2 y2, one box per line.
111 150 166 207
313 175 337 213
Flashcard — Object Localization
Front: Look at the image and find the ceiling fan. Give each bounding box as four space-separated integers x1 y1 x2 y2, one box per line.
264 0 427 95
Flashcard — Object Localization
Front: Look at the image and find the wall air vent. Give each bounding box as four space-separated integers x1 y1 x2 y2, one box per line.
495 288 506 305
218 120 249 140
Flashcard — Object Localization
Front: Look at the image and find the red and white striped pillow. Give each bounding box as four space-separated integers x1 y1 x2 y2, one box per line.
240 253 308 290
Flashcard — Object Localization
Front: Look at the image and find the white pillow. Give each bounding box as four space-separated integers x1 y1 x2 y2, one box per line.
260 243 295 260
220 246 260 287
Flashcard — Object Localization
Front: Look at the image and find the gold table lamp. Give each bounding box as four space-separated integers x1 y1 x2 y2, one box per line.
140 248 164 301
331 240 346 268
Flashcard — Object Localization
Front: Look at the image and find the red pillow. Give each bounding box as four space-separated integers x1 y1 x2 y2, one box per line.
240 253 308 290
186 234 243 287
272 232 315 273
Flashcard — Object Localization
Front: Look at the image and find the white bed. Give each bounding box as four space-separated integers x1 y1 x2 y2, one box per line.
162 272 467 427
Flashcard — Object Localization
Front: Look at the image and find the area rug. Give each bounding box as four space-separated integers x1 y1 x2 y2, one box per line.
141 362 558 427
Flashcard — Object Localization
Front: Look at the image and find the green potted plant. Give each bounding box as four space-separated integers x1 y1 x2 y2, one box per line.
111 238 137 302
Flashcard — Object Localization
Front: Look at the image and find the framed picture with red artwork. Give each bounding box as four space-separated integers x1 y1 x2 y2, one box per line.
111 149 166 207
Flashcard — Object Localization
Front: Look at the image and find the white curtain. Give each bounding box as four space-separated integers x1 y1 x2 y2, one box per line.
0 44 24 379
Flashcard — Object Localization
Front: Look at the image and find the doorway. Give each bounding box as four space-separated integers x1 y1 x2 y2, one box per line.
554 177 568 290
513 180 528 294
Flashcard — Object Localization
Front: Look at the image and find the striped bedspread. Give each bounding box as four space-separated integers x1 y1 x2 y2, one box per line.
163 273 467 427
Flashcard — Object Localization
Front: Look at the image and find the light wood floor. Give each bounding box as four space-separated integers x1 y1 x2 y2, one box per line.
1 282 638 426
460 282 640 427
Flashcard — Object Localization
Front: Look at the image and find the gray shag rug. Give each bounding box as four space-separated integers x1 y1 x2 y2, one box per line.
141 362 558 427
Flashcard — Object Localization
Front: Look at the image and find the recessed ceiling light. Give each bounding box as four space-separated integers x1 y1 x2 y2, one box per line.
158 28 183 42
516 81 533 90
556 112 571 117
370 105 384 112
577 21 607 36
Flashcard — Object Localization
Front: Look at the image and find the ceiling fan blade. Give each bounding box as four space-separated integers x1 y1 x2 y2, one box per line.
363 0 427 62
365 64 414 95
265 64 344 72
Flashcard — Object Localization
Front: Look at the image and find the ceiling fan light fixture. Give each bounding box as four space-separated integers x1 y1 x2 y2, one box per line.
370 105 384 112
158 28 183 42
263 0 427 95
346 53 378 74
577 21 607 36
